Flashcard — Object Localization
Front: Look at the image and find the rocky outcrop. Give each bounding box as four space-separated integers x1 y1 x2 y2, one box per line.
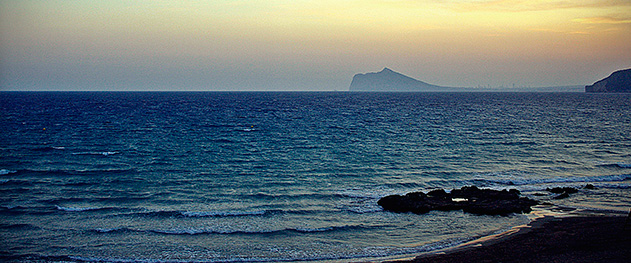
585 68 631 93
378 186 538 216
547 187 579 199
349 68 447 92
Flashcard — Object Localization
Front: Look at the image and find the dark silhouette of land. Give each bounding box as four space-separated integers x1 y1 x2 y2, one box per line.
385 215 630 263
585 68 631 93
349 68 454 92
348 68 585 92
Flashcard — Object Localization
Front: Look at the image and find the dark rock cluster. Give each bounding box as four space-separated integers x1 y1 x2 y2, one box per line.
378 186 539 216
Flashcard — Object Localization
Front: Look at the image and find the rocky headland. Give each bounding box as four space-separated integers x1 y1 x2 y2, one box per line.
585 68 631 93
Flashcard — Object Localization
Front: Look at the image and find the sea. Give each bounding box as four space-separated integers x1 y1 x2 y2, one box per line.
1 91 630 262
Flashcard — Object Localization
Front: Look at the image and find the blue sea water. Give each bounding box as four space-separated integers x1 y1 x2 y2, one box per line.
1 92 630 262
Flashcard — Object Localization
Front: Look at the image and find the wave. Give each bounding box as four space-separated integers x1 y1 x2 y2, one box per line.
344 206 384 214
93 227 135 234
0 169 17 175
56 205 116 212
78 226 476 263
181 210 267 217
93 224 371 236
598 163 631 169
72 151 119 156
337 188 395 199
0 204 23 210
413 173 631 195
32 146 66 152
0 223 40 230
484 174 631 186
123 209 273 219
249 192 333 200
0 179 31 186
15 167 135 177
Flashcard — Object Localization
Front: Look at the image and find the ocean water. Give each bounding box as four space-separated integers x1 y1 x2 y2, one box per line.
1 92 630 262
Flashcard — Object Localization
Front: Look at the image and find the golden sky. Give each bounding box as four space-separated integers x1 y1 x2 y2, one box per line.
1 0 630 90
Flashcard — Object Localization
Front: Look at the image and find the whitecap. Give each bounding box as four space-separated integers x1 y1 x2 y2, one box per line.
294 226 336 233
151 228 217 235
72 151 119 156
94 227 131 233
56 205 102 212
0 169 16 175
181 210 266 217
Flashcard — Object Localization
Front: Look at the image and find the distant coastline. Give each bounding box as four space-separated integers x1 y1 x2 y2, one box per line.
349 68 585 92
585 68 631 93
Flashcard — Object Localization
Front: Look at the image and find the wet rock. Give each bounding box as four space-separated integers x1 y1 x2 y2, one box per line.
553 192 571 199
547 187 578 194
378 186 538 216
584 184 595 190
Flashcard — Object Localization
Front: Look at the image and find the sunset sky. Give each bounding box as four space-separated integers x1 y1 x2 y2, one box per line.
1 0 630 91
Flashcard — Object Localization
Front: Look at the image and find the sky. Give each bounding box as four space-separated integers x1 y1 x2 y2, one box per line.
1 0 630 91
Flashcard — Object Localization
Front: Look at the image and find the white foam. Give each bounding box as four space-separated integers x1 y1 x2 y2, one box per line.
345 206 384 214
181 210 266 217
56 205 102 212
72 151 119 156
0 169 16 175
95 228 123 233
295 226 335 232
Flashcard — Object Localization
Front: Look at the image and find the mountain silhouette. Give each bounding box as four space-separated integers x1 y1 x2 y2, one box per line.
349 68 448 92
585 68 631 93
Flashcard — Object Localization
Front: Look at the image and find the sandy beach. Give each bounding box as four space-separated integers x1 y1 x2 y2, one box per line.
384 214 631 263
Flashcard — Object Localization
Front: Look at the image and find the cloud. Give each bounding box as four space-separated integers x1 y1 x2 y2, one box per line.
573 16 631 24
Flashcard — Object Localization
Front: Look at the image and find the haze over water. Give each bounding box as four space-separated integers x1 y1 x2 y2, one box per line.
1 92 630 262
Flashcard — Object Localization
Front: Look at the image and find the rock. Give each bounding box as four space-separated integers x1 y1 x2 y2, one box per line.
547 187 578 194
585 68 631 93
378 186 538 216
584 184 595 190
547 187 580 199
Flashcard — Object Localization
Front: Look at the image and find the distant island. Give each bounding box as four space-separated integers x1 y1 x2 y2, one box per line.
348 68 584 92
585 68 631 93
349 68 455 92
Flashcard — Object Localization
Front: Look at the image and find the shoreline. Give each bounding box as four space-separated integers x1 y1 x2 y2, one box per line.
379 210 631 263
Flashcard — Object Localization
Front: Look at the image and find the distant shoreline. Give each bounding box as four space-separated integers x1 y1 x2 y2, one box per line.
0 88 588 93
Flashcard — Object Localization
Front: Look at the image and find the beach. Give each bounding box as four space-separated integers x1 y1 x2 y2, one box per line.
385 214 631 263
